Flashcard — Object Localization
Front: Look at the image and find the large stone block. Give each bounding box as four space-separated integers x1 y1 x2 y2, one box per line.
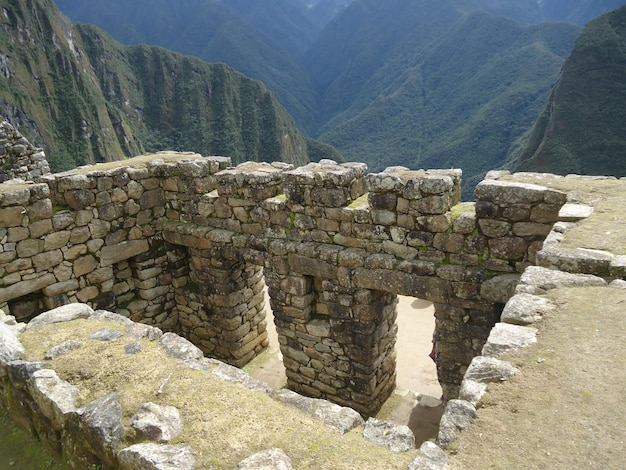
65 189 95 210
100 240 150 266
353 268 450 302
0 206 25 227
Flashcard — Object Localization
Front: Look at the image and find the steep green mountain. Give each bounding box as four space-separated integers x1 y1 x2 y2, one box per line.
0 0 334 172
54 0 320 133
218 0 318 58
309 1 580 196
53 0 623 196
514 5 626 177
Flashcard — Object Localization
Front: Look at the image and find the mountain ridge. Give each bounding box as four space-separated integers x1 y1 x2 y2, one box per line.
514 5 626 177
0 0 339 172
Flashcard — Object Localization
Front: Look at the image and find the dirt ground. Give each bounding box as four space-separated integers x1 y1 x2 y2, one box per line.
245 292 444 446
446 286 626 469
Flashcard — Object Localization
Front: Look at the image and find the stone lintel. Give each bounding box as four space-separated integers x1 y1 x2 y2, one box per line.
100 240 150 266
0 273 56 303
353 268 450 303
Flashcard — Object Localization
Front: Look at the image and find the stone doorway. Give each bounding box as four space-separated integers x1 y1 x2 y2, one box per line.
395 296 440 398
246 292 445 446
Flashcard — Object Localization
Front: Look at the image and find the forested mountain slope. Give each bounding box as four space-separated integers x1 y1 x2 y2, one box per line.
49 0 626 195
514 5 626 177
0 0 336 172
54 0 320 133
309 1 580 194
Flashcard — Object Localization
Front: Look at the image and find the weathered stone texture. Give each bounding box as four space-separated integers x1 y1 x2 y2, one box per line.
3 151 603 422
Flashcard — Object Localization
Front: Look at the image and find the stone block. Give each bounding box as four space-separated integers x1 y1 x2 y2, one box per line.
288 254 338 279
479 218 511 238
0 206 25 227
502 206 530 222
419 194 451 214
77 286 99 302
44 230 71 250
96 191 111 206
140 189 165 210
27 369 79 428
98 202 125 221
488 237 527 261
353 268 450 302
537 247 614 276
89 219 111 239
100 240 150 266
478 273 519 303
7 226 29 242
371 209 396 226
433 233 464 253
1 188 30 206
512 222 553 237
87 267 114 284
368 193 397 211
436 399 477 449
65 189 95 210
29 219 53 238
475 180 565 206
364 418 415 453
75 209 93 226
33 249 63 271
43 279 79 297
416 214 451 233
530 203 562 223
481 322 538 357
27 199 53 221
382 240 417 259
74 254 98 277
52 211 74 230
558 203 593 222
17 238 43 257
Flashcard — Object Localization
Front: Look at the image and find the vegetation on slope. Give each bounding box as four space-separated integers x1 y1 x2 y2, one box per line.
311 4 579 196
54 0 321 134
52 0 626 197
5 0 615 191
0 0 337 172
514 5 626 178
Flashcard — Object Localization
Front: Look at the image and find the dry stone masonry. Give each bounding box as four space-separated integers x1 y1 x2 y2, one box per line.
1 303 425 469
1 150 585 417
0 119 50 183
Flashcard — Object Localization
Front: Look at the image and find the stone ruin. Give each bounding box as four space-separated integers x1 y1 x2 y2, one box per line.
0 119 50 183
0 144 575 416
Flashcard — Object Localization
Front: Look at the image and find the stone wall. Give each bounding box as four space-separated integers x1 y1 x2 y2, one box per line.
1 303 438 469
0 153 570 416
0 119 50 183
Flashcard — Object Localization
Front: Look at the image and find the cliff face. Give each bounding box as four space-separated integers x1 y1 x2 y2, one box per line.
0 0 322 172
514 5 626 176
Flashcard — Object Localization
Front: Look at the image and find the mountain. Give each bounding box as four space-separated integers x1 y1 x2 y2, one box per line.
304 0 356 28
0 0 336 172
541 0 626 26
514 5 626 177
54 0 321 133
48 0 626 195
307 0 580 195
